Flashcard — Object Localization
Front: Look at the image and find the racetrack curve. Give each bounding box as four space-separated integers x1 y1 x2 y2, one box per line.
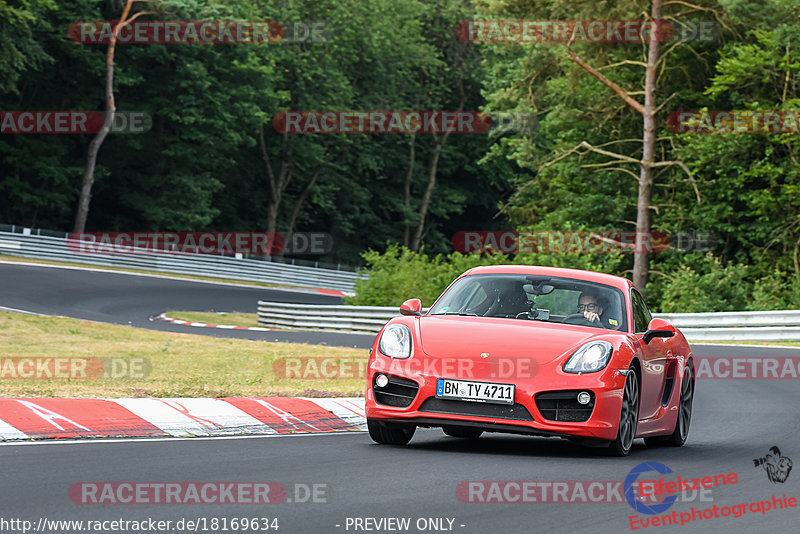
0 261 375 347
1 261 799 533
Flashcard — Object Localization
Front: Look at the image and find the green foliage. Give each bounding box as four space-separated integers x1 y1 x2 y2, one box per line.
346 243 512 307
347 241 629 307
751 271 800 311
658 255 800 313
0 0 55 94
2 0 800 313
659 255 750 313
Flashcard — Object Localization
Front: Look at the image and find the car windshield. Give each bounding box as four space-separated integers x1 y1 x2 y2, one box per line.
428 273 628 331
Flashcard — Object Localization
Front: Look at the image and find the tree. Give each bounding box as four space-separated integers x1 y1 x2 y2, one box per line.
73 0 152 232
478 0 723 290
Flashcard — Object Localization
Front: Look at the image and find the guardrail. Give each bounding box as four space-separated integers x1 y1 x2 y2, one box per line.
657 311 800 341
257 302 800 341
0 231 365 293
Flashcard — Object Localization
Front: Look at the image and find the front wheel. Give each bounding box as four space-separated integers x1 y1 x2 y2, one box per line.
607 367 639 456
367 418 415 445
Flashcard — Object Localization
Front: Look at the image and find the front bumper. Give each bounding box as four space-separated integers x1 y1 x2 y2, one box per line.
365 358 628 441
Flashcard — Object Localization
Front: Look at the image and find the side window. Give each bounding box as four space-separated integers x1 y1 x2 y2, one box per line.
631 289 652 333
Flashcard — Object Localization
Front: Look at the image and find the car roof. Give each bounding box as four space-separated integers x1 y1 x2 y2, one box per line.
460 265 636 292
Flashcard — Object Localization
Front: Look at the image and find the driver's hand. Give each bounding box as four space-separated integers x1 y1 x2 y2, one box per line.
584 310 600 323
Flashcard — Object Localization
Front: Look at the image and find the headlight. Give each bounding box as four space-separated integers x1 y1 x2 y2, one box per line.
379 325 412 359
563 341 613 373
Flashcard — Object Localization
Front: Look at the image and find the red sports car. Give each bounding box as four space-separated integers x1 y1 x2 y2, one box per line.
365 265 694 456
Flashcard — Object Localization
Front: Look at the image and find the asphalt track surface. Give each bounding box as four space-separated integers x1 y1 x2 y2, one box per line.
0 261 375 348
2 373 799 534
2 261 799 533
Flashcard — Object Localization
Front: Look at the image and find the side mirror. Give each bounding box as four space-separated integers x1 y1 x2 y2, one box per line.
642 317 676 344
399 298 422 316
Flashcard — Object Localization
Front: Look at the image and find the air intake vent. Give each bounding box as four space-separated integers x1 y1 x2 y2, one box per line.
419 398 534 421
535 390 595 422
373 374 419 408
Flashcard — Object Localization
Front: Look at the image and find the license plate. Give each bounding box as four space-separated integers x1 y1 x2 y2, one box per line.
436 378 515 405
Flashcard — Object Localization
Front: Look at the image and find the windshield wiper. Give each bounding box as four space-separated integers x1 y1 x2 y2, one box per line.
430 311 480 316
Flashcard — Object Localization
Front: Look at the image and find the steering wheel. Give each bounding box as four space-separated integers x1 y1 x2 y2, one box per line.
562 313 599 326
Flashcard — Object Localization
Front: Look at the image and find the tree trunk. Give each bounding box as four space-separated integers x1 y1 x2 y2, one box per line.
402 136 415 247
411 139 443 252
73 1 142 232
410 97 464 252
286 169 320 236
259 127 293 258
259 128 292 234
633 0 663 290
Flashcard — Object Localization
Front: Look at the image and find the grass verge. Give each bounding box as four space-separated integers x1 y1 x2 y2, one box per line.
0 311 368 398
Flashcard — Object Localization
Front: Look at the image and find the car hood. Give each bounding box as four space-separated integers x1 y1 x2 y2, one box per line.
418 315 602 363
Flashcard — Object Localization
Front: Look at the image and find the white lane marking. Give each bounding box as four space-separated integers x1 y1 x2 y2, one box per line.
0 305 42 315
113 398 277 437
0 419 28 440
307 397 367 430
156 313 276 332
0 430 364 446
249 398 321 432
15 400 91 431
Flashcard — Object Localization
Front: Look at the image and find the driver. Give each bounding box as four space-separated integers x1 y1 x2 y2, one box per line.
577 291 619 329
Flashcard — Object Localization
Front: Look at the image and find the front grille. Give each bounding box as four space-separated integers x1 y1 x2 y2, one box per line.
535 390 595 422
373 374 419 408
418 397 534 421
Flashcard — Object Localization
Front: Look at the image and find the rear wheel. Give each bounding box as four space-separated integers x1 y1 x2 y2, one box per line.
607 367 639 456
367 418 415 445
442 426 483 439
646 363 694 448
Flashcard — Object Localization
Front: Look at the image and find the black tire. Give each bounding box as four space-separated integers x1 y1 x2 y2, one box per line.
646 363 694 448
607 367 639 456
442 426 483 439
367 418 415 445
